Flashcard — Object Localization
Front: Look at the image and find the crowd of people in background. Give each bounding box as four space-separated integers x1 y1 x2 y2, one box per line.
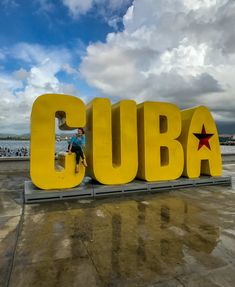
0 146 29 157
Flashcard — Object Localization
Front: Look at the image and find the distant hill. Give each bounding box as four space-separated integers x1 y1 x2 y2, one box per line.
0 132 74 140
0 134 30 140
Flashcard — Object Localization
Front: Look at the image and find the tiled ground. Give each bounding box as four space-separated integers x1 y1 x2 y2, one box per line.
0 164 235 287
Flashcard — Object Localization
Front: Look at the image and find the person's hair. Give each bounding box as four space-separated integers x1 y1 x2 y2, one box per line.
78 127 85 134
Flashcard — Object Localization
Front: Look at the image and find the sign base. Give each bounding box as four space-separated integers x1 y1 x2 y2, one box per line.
24 176 232 204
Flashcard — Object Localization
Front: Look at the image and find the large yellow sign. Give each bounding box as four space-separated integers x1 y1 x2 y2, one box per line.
30 94 222 189
30 94 86 189
86 98 138 184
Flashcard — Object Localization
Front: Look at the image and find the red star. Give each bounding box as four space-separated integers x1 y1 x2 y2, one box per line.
193 125 214 150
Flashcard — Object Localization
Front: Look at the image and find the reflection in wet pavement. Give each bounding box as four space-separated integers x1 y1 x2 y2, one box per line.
0 167 235 286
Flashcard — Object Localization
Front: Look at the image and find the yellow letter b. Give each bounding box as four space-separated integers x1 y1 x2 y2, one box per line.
137 102 184 181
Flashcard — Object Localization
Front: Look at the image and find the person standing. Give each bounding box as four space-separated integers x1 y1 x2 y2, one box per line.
68 128 88 173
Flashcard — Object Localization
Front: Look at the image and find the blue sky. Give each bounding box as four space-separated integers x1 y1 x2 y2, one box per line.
0 0 235 134
0 0 130 101
0 1 111 47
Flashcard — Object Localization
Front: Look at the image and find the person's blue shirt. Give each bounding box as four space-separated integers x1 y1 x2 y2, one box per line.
70 135 85 148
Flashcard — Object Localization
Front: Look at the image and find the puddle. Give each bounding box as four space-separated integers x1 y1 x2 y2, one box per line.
5 185 235 286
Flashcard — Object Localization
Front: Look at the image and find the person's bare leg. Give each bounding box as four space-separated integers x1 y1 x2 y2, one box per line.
82 158 88 167
75 164 79 173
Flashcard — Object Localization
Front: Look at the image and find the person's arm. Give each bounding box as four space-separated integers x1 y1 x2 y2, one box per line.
81 135 86 148
68 137 74 154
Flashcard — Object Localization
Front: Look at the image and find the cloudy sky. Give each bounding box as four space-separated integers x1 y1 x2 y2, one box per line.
0 0 234 134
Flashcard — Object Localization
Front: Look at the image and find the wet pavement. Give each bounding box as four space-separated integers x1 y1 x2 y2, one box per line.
0 164 235 287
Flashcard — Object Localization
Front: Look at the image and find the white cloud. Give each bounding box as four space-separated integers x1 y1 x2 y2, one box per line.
183 0 223 10
36 0 55 13
107 16 122 30
80 0 235 125
0 73 22 92
0 73 27 133
62 0 132 24
13 68 29 80
62 0 93 17
10 42 71 65
123 4 133 25
62 63 78 75
0 43 85 134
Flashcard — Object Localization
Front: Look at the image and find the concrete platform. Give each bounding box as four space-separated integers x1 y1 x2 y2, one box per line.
24 175 232 204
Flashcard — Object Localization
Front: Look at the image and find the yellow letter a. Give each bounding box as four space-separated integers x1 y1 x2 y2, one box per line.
179 106 222 178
